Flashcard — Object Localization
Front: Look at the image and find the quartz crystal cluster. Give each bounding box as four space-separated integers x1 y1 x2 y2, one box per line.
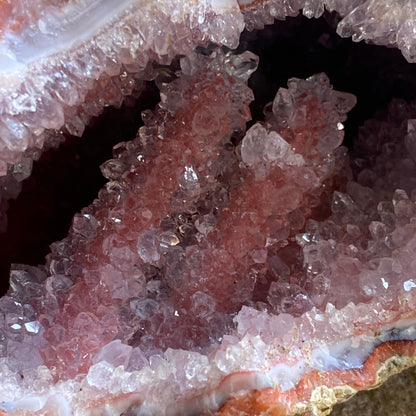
1 3 416 414
0 48 259 412
4 44 403 415
0 0 244 173
0 0 244 228
1 0 415 233
240 0 416 63
296 99 416 310
40 47 258 379
1 0 415 181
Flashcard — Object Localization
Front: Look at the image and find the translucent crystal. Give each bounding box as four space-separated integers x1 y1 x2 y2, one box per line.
3 22 416 414
130 299 159 320
267 282 313 315
93 340 132 368
0 0 244 180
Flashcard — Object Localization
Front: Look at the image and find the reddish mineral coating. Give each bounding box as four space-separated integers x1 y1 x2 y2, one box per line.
37 50 256 380
75 75 251 270
2 47 416 416
0 1 416 415
0 1 26 37
214 339 416 416
154 96 341 344
133 73 356 353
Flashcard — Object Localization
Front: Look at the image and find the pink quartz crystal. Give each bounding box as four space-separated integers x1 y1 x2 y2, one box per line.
1 0 415 244
1 24 416 416
144 73 355 352
0 0 246 232
26 48 258 381
0 0 414 183
0 45 390 416
0 0 245 175
240 0 416 63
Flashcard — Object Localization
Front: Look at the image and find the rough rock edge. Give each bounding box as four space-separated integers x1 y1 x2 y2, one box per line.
296 354 416 416
46 341 416 416
214 340 416 416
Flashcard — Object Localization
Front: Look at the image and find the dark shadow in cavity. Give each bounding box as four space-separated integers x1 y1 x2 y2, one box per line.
243 12 416 148
1 12 416 297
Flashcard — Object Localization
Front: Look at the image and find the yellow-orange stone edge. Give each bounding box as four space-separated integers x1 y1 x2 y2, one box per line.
213 340 416 416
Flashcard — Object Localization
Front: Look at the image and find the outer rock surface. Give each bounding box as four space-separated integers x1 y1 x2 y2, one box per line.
330 364 416 416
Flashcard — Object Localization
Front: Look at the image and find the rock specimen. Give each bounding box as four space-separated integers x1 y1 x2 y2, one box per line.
1 0 415 236
3 43 413 416
0 0 415 184
1 2 416 416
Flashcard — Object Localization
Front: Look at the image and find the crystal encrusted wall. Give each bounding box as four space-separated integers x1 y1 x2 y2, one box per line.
3 14 415 296
0 10 416 416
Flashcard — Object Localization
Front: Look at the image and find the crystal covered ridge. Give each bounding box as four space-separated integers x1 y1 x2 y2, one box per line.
240 0 416 64
0 0 245 230
0 0 415 233
0 0 415 180
41 48 258 379
0 47 260 413
214 99 416 416
0 3 416 414
6 44 415 415
0 0 244 172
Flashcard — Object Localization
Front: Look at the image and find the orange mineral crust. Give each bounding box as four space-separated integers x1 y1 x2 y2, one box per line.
215 339 416 416
4 338 415 416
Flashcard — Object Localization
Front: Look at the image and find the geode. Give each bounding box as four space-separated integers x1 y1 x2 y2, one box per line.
0 2 416 416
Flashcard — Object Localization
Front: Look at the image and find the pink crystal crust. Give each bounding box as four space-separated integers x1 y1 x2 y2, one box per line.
1 30 416 416
1 0 415 201
1 0 415 240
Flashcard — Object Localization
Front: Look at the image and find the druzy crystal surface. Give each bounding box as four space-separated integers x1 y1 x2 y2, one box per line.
4 39 414 414
1 2 416 416
0 46 365 414
0 0 415 181
1 0 416 236
241 0 416 64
